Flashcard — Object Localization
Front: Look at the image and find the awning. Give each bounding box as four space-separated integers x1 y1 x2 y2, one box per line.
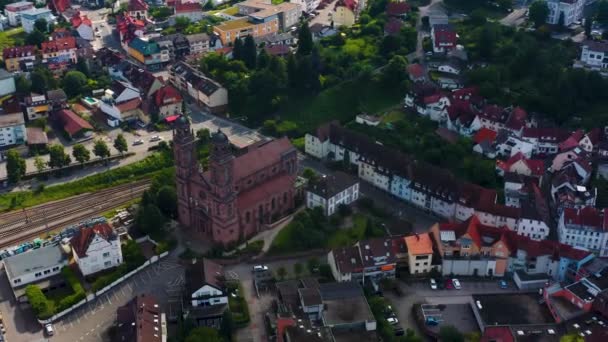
165 115 180 123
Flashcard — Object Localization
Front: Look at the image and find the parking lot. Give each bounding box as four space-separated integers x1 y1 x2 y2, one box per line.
0 257 184 342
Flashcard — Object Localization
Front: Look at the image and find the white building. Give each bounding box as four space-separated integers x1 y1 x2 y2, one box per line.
543 0 584 26
0 113 26 147
290 0 321 13
306 172 359 216
3 245 69 296
20 7 55 33
70 223 123 277
0 69 15 97
185 259 228 307
558 207 608 257
579 40 608 72
186 33 210 55
4 1 33 26
516 203 550 241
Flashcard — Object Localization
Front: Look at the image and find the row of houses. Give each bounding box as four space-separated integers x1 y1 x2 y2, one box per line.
305 122 554 241
327 215 595 290
3 33 81 73
3 2 57 33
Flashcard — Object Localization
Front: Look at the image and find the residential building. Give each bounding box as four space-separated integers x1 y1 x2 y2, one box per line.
0 69 15 97
496 152 545 178
185 258 228 307
70 223 123 277
327 237 398 284
24 93 50 120
516 199 551 241
213 17 279 45
522 127 570 155
579 40 608 73
4 1 33 26
116 14 146 51
174 0 204 22
404 233 434 274
579 128 603 153
46 89 67 112
151 85 183 119
128 37 168 70
2 45 36 72
99 81 143 126
153 33 190 60
503 173 538 208
186 33 210 55
407 63 426 82
333 0 358 27
306 172 359 216
431 24 456 53
318 282 377 333
494 131 535 158
40 36 77 71
20 7 55 33
558 207 608 257
430 216 512 277
173 122 298 246
108 59 164 98
71 11 94 41
543 0 584 26
0 98 26 147
237 0 301 31
127 0 148 21
169 61 228 113
2 245 69 298
327 246 364 283
116 294 166 342
290 0 321 13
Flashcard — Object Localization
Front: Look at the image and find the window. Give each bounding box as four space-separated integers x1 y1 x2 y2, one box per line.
43 270 50 275
13 278 21 284
246 212 251 223
52 267 59 272
103 252 110 258
35 272 42 277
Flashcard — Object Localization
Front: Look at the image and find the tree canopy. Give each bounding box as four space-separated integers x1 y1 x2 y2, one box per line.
529 1 550 27
6 150 26 184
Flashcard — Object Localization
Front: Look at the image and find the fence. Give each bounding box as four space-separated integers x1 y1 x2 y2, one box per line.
37 251 170 324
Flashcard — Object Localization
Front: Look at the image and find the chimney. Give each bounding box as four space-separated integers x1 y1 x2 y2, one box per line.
416 234 420 241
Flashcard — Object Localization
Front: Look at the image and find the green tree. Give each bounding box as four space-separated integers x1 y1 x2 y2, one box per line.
478 23 498 59
233 37 243 62
93 140 111 160
242 35 257 69
30 69 48 93
277 266 287 280
529 1 550 28
48 144 70 168
25 30 46 48
382 55 408 85
560 333 584 342
293 262 303 278
113 134 128 155
15 75 31 94
175 16 191 30
219 310 234 340
34 18 48 33
307 257 320 274
287 53 297 88
62 71 88 98
584 16 592 38
72 144 90 165
34 155 46 173
470 9 487 26
598 0 608 25
6 149 26 184
135 204 165 235
185 327 222 342
156 186 177 218
297 22 313 56
76 58 90 77
439 325 464 342
257 48 270 69
25 285 53 319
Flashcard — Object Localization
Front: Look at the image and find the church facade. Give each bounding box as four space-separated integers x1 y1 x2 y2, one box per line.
173 117 299 245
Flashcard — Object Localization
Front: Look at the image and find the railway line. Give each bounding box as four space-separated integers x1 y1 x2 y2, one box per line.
0 180 151 249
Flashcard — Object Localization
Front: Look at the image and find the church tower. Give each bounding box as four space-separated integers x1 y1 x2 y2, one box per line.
173 116 196 229
208 130 240 245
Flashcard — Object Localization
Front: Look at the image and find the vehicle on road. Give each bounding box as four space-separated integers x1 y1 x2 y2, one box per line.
150 135 163 142
445 278 454 289
252 265 269 272
133 139 144 146
430 278 437 290
387 316 399 325
499 280 508 289
453 278 462 290
44 323 54 336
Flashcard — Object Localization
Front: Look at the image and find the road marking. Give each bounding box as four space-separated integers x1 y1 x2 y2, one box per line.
121 286 128 296
106 294 112 305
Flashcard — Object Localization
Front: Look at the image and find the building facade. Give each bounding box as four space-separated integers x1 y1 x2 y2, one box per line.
558 207 608 257
306 172 359 216
173 118 298 245
2 45 36 72
20 7 55 33
70 223 123 277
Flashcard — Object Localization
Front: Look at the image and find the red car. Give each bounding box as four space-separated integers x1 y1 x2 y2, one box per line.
445 279 454 289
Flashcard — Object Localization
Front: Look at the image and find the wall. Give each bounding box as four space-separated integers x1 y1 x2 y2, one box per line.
191 284 228 307
441 259 499 277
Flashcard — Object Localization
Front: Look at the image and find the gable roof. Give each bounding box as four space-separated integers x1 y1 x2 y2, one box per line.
128 0 148 11
331 246 363 274
154 85 182 107
70 223 116 258
2 45 36 60
404 233 433 255
407 63 425 79
41 37 76 53
233 137 295 181
386 1 410 16
186 258 225 295
116 294 162 342
473 128 498 145
56 109 94 136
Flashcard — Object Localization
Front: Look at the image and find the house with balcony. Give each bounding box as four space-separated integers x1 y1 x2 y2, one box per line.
99 81 143 126
2 45 36 72
128 37 168 71
20 7 55 33
404 233 434 274
213 17 279 45
558 207 608 257
522 127 570 156
70 223 123 277
169 61 228 113
185 258 228 308
186 33 210 56
40 36 77 72
24 93 50 120
578 40 608 74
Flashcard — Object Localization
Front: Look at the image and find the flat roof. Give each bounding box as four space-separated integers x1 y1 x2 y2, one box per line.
215 18 256 31
0 113 24 127
3 245 67 280
473 294 555 326
323 296 374 326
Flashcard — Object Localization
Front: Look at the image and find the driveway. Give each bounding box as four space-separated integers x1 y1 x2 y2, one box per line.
0 256 184 342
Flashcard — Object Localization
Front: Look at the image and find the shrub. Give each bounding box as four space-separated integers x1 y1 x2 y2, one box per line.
25 285 54 319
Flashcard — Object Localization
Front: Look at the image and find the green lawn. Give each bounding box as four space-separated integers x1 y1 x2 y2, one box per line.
221 6 239 15
327 214 374 249
381 110 405 124
279 79 403 135
0 152 173 212
0 28 26 53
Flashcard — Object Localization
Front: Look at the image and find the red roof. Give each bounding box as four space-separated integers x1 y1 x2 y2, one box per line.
175 0 201 12
51 0 70 13
116 98 142 112
563 207 607 232
237 174 294 211
41 37 77 53
70 223 115 258
71 12 93 28
407 63 425 79
481 327 514 342
522 127 570 143
215 47 233 56
3 45 36 60
505 106 527 131
57 109 93 136
154 85 182 107
128 0 148 12
233 137 294 181
433 24 457 48
423 93 442 105
264 45 290 56
386 2 411 16
497 152 544 176
165 115 180 123
451 87 478 100
337 0 357 11
473 128 497 144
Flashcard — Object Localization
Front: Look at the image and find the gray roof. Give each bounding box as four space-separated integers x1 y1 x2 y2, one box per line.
186 33 210 43
3 245 68 280
319 281 363 300
0 68 13 80
307 171 358 199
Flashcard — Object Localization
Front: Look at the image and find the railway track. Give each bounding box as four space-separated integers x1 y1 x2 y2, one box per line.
0 180 152 249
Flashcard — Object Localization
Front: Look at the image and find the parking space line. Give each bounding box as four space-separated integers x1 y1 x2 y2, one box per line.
106 294 112 305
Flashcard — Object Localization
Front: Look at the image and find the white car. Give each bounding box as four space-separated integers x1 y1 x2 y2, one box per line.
430 278 437 290
252 265 269 272
387 316 399 325
452 278 462 290
132 139 144 146
44 323 54 336
150 135 163 142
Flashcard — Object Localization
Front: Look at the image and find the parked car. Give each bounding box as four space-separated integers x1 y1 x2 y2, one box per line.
132 139 144 146
44 323 54 336
445 278 454 289
150 135 163 142
387 316 399 325
452 278 462 290
499 280 508 289
252 265 269 273
430 278 437 290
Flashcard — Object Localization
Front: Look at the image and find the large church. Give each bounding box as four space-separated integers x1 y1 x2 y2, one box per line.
173 117 298 246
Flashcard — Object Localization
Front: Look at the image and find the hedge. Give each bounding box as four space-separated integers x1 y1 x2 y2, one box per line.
56 267 86 312
25 268 87 319
228 283 250 327
25 285 54 319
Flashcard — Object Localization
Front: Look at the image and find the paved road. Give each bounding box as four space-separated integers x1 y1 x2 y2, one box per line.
500 8 527 27
0 254 184 342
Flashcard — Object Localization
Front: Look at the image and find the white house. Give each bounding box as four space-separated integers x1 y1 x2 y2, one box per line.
579 40 608 72
516 203 550 240
558 207 608 257
416 94 450 122
0 68 16 97
20 7 55 33
327 246 363 283
99 81 142 126
290 0 320 13
307 172 359 216
70 223 123 277
186 258 228 307
543 0 584 26
4 1 33 26
3 245 69 297
169 61 228 113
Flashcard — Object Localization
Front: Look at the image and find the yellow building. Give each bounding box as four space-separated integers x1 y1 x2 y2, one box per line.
213 18 278 45
2 46 36 72
333 6 356 27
